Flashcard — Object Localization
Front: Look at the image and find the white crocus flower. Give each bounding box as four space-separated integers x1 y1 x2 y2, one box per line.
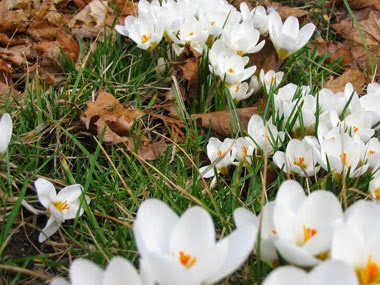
273 137 320 177
0 113 12 155
199 137 236 178
262 260 359 285
343 112 374 143
208 40 256 84
50 256 148 285
222 21 265 55
234 202 278 263
116 16 164 51
317 127 368 179
247 115 284 155
259 69 284 93
133 199 257 285
228 82 254 102
233 137 255 165
331 200 380 284
240 4 269 35
317 88 347 116
35 178 89 243
273 180 343 267
169 16 209 53
268 11 315 60
360 83 380 127
369 173 380 200
365 138 380 170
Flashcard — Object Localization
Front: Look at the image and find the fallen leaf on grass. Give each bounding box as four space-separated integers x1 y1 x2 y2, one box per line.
191 107 258 137
81 90 145 143
333 8 380 47
325 68 365 93
68 0 108 28
171 45 201 98
249 38 281 72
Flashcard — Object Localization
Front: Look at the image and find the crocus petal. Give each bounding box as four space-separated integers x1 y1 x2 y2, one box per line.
35 178 57 209
307 260 359 285
103 257 142 285
147 252 197 285
233 207 258 228
133 199 179 256
262 265 307 285
170 206 215 257
0 113 12 153
275 238 321 267
199 165 216 178
39 217 61 243
331 224 366 268
205 224 257 284
70 258 104 285
49 277 70 285
56 184 83 204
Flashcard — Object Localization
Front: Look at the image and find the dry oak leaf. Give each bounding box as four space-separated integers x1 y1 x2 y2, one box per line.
81 90 145 143
333 8 380 47
171 45 201 98
68 0 108 28
325 68 365 93
191 107 258 137
260 1 309 19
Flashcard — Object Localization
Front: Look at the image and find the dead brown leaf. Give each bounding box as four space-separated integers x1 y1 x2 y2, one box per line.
191 107 258 137
68 0 108 28
125 137 168 161
312 37 353 67
81 90 145 143
171 45 201 98
325 68 365 93
333 8 380 47
249 37 281 72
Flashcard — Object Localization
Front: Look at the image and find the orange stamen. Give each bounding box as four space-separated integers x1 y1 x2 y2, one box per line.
179 251 197 268
340 152 347 166
303 225 317 243
369 150 375 155
210 20 215 26
142 33 152 44
217 150 223 156
53 200 69 212
228 68 234 74
353 126 359 133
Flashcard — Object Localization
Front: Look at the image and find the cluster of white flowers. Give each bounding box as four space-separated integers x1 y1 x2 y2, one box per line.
202 82 380 193
116 0 315 102
235 179 380 285
51 198 257 285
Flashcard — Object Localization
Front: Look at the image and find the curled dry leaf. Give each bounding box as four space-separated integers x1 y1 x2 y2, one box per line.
191 107 258 137
81 90 145 144
171 45 201 98
68 0 108 29
325 68 365 93
332 8 380 47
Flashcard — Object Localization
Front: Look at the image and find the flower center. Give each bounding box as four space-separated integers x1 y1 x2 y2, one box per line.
375 187 380 199
217 150 223 156
357 256 380 285
303 225 317 243
369 150 375 155
242 146 248 156
235 85 240 93
210 20 215 26
188 31 194 36
340 152 348 166
141 33 152 44
293 156 306 168
53 200 70 212
228 68 235 74
353 126 359 133
179 251 197 268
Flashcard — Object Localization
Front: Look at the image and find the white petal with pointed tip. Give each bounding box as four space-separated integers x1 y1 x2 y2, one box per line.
133 199 179 256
